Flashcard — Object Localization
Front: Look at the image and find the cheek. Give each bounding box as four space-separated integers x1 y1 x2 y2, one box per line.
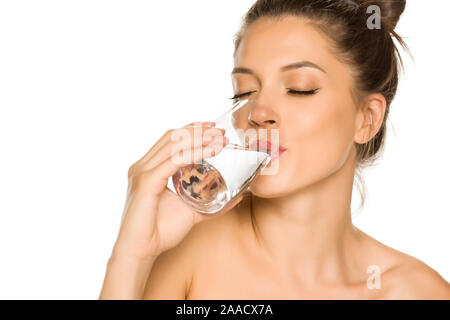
249 93 357 197
288 93 355 180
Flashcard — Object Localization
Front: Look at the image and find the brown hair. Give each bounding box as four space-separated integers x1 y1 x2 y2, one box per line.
233 0 409 210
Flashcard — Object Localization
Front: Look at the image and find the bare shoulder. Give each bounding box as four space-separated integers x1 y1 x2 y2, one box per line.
381 255 450 299
354 228 450 299
142 204 243 299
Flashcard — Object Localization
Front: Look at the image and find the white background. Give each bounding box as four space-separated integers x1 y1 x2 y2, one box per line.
0 1 448 299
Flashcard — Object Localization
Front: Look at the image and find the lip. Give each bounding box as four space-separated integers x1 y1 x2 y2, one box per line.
249 139 287 160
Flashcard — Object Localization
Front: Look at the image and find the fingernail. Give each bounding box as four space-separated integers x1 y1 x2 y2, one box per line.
203 135 214 142
214 127 225 134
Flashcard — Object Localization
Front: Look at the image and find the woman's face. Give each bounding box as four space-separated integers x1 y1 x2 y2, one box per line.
232 16 360 198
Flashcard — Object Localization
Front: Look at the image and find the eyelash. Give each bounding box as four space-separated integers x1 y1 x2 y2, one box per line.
229 89 319 101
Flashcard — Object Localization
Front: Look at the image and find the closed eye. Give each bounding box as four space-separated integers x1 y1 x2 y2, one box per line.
229 91 257 101
287 88 319 95
229 89 319 101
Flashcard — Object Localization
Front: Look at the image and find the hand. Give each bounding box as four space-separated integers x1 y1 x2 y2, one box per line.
111 122 244 261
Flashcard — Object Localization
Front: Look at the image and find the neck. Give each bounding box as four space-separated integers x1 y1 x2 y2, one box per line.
249 151 362 286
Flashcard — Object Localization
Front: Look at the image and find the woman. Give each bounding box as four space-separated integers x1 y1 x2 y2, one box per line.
100 0 450 299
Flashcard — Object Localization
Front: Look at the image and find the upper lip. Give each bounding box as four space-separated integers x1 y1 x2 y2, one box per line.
249 139 287 154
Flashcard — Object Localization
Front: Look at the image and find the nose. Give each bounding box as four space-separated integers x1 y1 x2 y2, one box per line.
248 104 279 129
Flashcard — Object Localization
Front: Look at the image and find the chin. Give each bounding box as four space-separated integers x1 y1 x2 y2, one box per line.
248 172 289 198
247 153 290 198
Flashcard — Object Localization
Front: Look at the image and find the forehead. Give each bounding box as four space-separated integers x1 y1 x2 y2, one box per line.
234 16 333 72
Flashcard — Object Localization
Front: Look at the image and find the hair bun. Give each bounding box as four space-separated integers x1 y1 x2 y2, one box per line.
373 0 406 30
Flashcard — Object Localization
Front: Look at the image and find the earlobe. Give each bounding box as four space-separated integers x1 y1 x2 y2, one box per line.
354 93 386 144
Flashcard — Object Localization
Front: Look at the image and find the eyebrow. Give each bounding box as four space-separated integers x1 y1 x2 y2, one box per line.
231 61 327 76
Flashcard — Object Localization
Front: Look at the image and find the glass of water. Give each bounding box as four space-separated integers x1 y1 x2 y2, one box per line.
170 98 272 214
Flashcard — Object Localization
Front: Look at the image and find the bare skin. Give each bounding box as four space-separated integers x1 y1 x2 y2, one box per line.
144 195 450 299
102 16 450 300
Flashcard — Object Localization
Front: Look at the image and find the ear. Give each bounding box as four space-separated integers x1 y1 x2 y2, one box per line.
354 93 386 144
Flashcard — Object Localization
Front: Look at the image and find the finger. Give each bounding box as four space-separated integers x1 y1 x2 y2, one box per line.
183 121 216 129
141 127 226 172
134 122 215 168
141 137 229 195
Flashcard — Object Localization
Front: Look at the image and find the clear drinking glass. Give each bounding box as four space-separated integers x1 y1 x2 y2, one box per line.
170 98 272 214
